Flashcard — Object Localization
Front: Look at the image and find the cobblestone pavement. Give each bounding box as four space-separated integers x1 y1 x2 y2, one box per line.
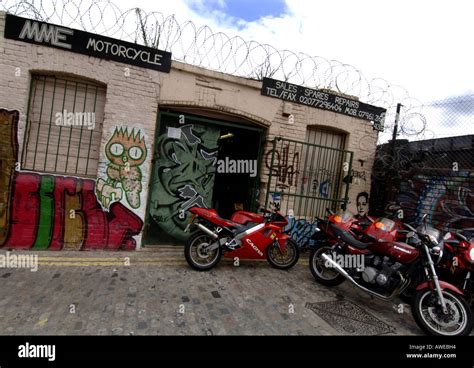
0 248 425 336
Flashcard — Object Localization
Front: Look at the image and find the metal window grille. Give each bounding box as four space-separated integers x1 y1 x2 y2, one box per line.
22 75 106 177
265 131 352 220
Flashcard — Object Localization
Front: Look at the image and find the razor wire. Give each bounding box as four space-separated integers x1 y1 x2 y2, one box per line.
3 0 472 231
1 0 426 141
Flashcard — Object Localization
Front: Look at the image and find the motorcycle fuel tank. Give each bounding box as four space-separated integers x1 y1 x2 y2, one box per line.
370 241 419 264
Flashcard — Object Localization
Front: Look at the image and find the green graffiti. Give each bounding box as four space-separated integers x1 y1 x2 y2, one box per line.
149 124 220 241
33 176 55 249
96 127 147 210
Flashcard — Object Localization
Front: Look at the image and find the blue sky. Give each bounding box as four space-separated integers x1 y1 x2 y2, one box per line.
186 0 288 23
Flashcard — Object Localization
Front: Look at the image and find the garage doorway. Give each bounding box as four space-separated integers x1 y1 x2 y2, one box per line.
144 110 264 245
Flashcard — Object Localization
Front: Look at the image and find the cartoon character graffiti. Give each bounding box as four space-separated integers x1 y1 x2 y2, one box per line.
356 191 369 217
96 127 147 210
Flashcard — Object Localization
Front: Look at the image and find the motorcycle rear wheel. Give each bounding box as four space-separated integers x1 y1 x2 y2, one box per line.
184 232 222 271
309 245 346 286
266 239 300 270
412 289 473 336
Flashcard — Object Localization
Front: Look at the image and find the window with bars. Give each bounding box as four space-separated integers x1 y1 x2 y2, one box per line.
290 126 348 217
304 126 347 201
22 74 106 177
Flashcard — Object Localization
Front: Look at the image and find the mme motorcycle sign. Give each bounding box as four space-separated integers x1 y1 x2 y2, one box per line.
4 14 172 72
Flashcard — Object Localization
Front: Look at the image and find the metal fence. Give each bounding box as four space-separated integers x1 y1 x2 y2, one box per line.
265 137 353 220
370 95 474 232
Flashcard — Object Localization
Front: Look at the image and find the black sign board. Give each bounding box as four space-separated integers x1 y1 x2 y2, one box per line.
4 14 172 73
261 78 386 131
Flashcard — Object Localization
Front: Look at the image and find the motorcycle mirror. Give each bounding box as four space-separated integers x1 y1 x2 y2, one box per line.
456 232 468 242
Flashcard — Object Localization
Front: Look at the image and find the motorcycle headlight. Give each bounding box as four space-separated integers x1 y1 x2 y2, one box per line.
469 247 474 263
375 222 386 230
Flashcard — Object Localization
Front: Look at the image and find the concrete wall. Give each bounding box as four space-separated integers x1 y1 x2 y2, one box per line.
0 11 378 250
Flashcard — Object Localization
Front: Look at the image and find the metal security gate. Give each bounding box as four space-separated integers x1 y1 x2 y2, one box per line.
265 136 353 219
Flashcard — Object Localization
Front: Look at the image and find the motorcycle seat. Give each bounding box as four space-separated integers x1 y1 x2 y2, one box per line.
331 224 370 249
445 239 460 246
230 222 256 235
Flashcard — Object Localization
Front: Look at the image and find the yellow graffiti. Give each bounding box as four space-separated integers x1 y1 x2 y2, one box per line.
0 110 18 246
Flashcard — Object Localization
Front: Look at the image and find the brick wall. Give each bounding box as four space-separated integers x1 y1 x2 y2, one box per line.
0 11 379 249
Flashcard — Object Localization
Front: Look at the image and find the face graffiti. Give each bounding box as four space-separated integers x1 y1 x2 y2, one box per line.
97 127 147 210
356 191 369 217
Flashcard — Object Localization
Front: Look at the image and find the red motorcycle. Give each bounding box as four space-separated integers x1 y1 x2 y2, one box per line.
183 206 299 271
309 210 473 336
363 219 474 306
438 230 474 304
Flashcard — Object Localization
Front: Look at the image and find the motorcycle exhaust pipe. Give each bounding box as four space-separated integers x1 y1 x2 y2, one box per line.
321 253 407 301
195 223 219 239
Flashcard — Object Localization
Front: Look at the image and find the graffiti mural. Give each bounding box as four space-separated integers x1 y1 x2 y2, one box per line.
351 169 367 183
265 144 300 188
148 123 220 241
96 127 147 210
0 108 143 250
0 109 19 245
356 191 369 217
389 173 474 232
284 216 320 249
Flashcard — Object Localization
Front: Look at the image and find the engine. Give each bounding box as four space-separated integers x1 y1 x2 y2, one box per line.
361 255 403 289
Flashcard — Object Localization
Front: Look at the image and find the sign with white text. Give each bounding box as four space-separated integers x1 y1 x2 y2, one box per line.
4 14 172 73
262 78 386 131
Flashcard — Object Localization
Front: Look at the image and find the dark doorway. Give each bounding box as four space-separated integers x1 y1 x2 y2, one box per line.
213 126 262 218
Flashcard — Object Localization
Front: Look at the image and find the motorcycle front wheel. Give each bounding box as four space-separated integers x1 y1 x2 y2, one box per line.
266 239 300 270
412 288 473 336
184 232 222 271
